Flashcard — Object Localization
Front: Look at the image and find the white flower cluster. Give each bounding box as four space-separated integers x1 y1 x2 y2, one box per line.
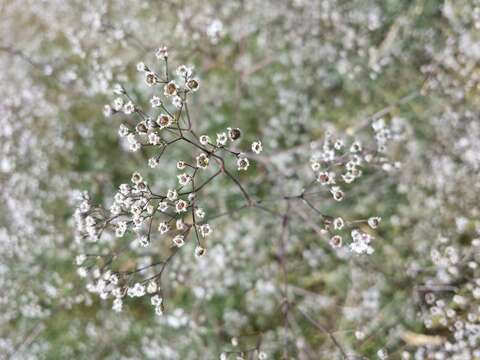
349 229 375 255
75 48 262 316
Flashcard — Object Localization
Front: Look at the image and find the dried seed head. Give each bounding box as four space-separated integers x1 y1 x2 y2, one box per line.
228 127 242 141
136 122 148 134
186 78 200 91
164 81 178 96
145 71 158 86
156 114 172 129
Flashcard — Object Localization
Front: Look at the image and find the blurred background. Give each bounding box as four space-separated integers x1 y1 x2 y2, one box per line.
1 0 480 359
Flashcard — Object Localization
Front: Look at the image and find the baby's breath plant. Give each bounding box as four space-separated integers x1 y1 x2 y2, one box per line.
2 0 480 359
73 47 395 358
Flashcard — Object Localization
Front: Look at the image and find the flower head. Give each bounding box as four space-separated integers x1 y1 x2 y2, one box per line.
164 81 178 97
175 199 188 213
155 46 168 59
237 156 250 171
173 234 185 247
251 140 263 154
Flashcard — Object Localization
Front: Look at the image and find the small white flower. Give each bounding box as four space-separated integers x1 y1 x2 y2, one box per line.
111 195 123 209
167 189 178 201
109 274 118 285
173 234 185 247
330 186 344 201
112 287 123 298
164 81 178 97
177 173 191 186
172 95 183 109
148 132 161 145
129 139 139 152
377 348 388 360
175 199 188 213
134 283 146 297
103 104 112 117
135 121 148 134
85 216 95 227
158 222 170 234
355 330 365 340
77 267 87 278
195 208 205 219
138 235 150 247
148 157 159 168
113 97 124 111
334 139 344 150
119 184 130 195
123 101 135 115
75 254 86 266
317 171 334 185
136 62 147 72
186 78 199 91
113 84 125 95
128 283 146 297
150 96 162 108
227 128 241 141
151 294 163 306
350 141 362 153
368 217 381 229
372 118 385 132
118 124 129 137
200 135 210 145
112 298 123 312
251 140 263 154
311 161 321 171
342 172 355 184
200 224 212 237
349 230 374 254
216 132 228 146
237 156 249 171
155 46 168 59
195 246 206 258
115 221 127 237
176 219 185 230
131 172 143 184
177 161 186 170
145 71 158 86
158 201 168 212
330 235 343 248
155 305 164 316
127 133 137 144
156 114 172 129
196 153 209 169
147 281 158 294
333 217 345 230
176 65 190 77
79 199 90 213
